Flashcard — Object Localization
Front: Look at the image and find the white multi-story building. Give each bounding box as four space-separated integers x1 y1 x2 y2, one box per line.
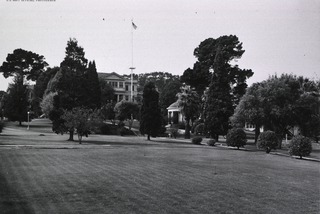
98 72 138 102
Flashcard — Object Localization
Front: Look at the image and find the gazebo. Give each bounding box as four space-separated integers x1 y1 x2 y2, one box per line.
167 101 184 125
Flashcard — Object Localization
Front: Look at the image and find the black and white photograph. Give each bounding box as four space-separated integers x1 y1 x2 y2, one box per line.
0 0 319 213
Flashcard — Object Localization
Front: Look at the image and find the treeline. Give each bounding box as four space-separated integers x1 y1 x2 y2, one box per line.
0 35 319 147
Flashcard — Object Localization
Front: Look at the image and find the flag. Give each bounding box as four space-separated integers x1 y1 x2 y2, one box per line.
132 22 137 30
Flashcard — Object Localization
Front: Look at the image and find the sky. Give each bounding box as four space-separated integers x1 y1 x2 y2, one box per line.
0 0 319 91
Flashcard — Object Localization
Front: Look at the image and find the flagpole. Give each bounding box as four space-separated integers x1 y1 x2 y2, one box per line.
129 19 136 102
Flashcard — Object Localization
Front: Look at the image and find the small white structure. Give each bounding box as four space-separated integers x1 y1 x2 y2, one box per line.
167 101 184 124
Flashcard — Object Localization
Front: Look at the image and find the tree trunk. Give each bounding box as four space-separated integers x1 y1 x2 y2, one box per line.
128 114 133 130
277 134 282 149
19 120 22 126
68 130 74 141
147 134 150 141
266 147 271 153
215 134 219 142
254 125 260 144
78 133 82 144
185 119 191 139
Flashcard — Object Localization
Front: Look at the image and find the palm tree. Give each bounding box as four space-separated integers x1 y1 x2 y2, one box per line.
177 85 201 139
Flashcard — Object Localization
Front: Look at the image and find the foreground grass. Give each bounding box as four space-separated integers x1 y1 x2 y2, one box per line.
0 120 319 213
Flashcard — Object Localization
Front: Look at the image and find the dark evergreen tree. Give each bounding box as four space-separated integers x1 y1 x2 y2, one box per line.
139 82 162 140
181 35 253 103
204 46 234 141
4 76 29 126
60 38 88 72
84 61 101 109
180 64 211 95
50 38 98 141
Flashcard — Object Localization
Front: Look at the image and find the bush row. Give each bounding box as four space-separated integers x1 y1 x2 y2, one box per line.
189 128 313 159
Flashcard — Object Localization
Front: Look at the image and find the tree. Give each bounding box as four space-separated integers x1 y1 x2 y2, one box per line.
226 128 247 149
135 72 181 105
181 35 253 101
136 72 180 94
114 100 139 130
180 64 211 95
294 92 320 142
257 131 279 153
139 82 162 140
0 48 48 81
232 74 320 145
99 78 115 104
100 102 115 123
159 79 182 117
177 85 201 139
61 107 101 144
40 92 57 117
32 67 59 116
44 68 63 95
0 91 7 120
204 47 234 141
82 61 101 109
230 83 265 143
289 136 312 159
50 38 99 141
4 76 29 125
60 38 88 71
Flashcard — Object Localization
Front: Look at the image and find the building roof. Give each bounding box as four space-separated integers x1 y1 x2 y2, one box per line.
98 72 124 80
98 72 138 83
167 101 180 111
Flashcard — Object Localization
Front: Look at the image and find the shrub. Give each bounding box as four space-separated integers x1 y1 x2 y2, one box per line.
289 135 312 159
192 137 202 145
207 139 216 146
191 119 204 133
194 123 205 135
226 128 247 149
257 131 278 153
168 128 178 139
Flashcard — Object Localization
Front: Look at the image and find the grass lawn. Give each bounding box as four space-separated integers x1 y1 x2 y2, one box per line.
0 119 319 213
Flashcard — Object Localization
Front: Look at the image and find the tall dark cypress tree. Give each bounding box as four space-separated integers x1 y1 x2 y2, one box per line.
84 60 101 109
204 46 234 141
139 82 162 140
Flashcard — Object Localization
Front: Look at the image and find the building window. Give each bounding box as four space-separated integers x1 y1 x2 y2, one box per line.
111 82 118 88
119 82 124 88
125 85 129 91
125 95 129 101
119 95 123 101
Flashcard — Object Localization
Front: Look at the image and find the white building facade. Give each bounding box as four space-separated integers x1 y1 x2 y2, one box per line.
98 72 138 103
